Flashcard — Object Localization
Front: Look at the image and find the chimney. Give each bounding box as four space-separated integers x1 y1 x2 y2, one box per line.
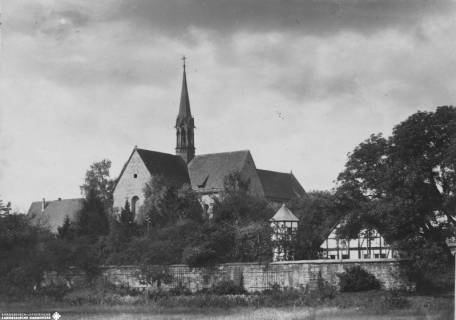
41 198 46 212
58 198 62 201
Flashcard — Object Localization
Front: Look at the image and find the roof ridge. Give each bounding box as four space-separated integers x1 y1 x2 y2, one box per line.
48 198 85 202
136 148 178 157
257 168 292 175
193 150 251 158
30 197 84 204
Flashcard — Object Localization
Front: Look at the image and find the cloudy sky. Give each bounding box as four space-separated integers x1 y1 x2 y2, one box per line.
1 0 456 211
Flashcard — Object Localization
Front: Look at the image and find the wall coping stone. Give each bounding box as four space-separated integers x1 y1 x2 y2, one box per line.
99 258 407 269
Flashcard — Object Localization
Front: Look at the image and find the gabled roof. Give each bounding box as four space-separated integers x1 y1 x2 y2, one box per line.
114 147 191 192
27 198 84 233
257 169 306 201
136 148 191 186
188 150 252 193
270 204 299 222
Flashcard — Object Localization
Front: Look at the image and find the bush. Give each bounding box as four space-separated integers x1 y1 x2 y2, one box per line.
168 282 192 296
381 290 409 309
337 266 380 292
182 245 217 268
209 280 246 295
315 274 337 300
137 265 172 288
36 283 71 300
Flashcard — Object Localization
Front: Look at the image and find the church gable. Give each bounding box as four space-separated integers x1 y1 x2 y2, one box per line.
113 148 190 212
113 149 153 211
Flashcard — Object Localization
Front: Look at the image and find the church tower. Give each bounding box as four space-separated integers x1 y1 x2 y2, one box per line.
175 57 195 164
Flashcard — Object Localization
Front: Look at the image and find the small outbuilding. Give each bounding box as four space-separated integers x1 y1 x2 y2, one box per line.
270 204 299 261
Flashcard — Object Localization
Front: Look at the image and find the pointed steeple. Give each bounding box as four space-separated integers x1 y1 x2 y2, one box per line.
176 56 193 127
175 56 195 164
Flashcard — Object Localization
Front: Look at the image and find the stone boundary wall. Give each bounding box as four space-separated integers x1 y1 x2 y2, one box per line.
87 259 411 292
45 259 412 292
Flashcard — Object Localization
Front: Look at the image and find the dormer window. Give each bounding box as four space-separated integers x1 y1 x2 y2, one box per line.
133 174 138 178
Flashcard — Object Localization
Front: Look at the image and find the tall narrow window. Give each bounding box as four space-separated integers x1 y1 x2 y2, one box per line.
182 129 187 145
131 196 139 215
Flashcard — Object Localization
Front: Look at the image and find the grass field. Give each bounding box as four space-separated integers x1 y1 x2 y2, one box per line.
1 292 453 319
1 303 453 320
0 307 452 320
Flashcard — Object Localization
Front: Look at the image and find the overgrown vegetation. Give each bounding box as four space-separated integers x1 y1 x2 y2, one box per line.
288 191 344 259
337 266 381 292
38 279 424 315
0 165 275 298
336 106 456 292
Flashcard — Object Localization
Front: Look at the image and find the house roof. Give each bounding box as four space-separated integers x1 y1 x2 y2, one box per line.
27 198 84 233
188 150 251 192
257 169 306 201
136 148 191 186
270 204 299 222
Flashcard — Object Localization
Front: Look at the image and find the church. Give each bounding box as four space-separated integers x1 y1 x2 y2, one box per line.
112 60 306 217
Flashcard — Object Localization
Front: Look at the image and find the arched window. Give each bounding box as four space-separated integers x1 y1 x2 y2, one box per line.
131 196 139 215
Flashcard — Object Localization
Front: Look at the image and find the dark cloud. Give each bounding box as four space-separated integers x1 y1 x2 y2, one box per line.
111 0 455 37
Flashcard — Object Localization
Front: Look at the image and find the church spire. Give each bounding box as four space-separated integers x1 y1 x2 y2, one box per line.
176 56 192 127
175 56 195 164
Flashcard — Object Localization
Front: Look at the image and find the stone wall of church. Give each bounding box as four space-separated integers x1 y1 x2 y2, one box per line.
113 150 151 221
53 259 412 292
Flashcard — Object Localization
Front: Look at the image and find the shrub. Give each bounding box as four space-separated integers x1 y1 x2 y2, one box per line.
315 274 337 300
382 290 409 309
337 266 380 292
137 265 172 288
209 280 246 295
168 282 192 296
182 245 217 268
36 283 71 300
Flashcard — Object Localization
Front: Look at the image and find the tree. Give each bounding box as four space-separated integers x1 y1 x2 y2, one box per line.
80 159 115 209
140 175 203 230
103 200 140 264
186 172 275 265
57 215 75 240
336 106 456 290
213 172 273 224
119 200 136 238
288 191 343 260
75 188 109 237
0 214 52 295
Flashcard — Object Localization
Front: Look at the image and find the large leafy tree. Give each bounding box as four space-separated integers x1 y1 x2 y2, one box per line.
288 191 344 260
80 159 115 209
213 171 273 224
75 160 115 237
140 175 203 229
0 214 52 295
337 106 456 290
188 172 274 265
75 188 109 237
